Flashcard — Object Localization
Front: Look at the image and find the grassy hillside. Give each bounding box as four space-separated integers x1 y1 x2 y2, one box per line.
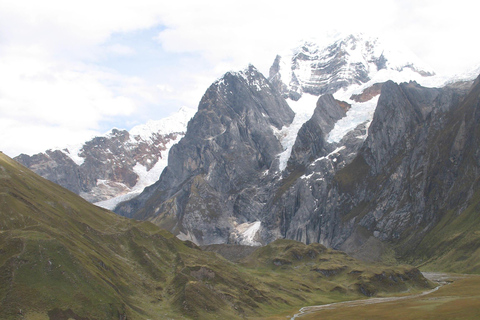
406 188 480 273
0 152 432 319
240 240 430 302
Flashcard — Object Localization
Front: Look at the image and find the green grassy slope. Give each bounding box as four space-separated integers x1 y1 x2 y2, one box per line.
0 152 432 319
0 151 186 319
409 189 480 273
240 239 430 301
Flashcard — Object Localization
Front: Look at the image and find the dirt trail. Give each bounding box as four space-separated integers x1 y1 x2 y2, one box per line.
290 273 460 319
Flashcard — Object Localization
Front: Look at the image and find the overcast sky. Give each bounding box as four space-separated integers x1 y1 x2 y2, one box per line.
1 0 479 157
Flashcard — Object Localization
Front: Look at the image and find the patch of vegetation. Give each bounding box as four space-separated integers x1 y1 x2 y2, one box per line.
273 165 305 203
334 155 370 194
406 188 480 274
341 201 371 222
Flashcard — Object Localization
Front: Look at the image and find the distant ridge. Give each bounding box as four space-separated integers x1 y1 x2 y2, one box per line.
15 107 195 209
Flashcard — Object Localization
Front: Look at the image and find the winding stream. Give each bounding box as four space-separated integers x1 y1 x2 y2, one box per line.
290 273 454 319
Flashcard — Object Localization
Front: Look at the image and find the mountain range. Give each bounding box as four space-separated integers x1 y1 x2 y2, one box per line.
15 106 195 210
15 34 480 271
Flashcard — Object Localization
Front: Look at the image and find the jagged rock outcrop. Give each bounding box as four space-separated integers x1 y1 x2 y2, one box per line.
15 149 83 194
287 94 348 167
116 65 295 245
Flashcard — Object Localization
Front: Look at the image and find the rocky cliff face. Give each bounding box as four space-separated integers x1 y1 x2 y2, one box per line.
15 107 195 209
114 58 375 246
287 94 348 168
116 65 295 245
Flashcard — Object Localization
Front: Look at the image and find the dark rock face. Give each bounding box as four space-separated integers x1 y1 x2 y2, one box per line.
343 79 476 252
262 77 476 259
116 65 295 244
15 150 83 194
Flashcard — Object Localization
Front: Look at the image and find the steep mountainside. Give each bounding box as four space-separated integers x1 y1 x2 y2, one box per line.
268 75 480 273
0 152 430 319
15 107 195 209
117 65 295 245
263 78 475 254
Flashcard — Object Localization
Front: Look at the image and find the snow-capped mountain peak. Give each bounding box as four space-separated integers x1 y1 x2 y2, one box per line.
269 33 438 172
269 33 435 102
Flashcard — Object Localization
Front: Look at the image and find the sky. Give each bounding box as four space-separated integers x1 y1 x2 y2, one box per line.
1 0 479 157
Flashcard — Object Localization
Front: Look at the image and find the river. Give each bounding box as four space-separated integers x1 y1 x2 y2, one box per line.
290 272 456 319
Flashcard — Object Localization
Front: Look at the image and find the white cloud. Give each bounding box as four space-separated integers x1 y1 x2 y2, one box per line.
0 54 143 154
155 0 480 76
157 84 174 93
155 0 400 73
0 1 163 51
103 44 136 57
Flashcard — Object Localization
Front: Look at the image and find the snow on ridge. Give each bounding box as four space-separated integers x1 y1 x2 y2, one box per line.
94 191 142 211
308 146 346 169
338 33 435 76
229 65 270 92
325 58 472 144
57 107 195 166
327 96 379 143
273 63 446 172
442 64 480 85
273 61 478 173
273 94 319 171
61 142 86 166
275 33 436 99
95 134 183 210
129 106 195 142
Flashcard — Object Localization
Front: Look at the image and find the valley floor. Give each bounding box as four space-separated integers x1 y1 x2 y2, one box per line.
281 273 480 320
